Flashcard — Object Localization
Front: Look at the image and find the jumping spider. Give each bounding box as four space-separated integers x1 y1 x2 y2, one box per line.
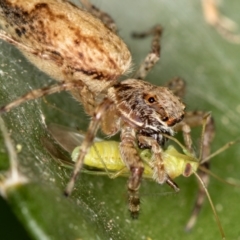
0 0 214 221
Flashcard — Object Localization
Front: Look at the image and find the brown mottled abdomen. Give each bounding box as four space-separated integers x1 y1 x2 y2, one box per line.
0 0 132 93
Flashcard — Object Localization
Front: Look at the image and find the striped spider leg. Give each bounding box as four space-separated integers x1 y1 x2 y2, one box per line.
202 0 240 43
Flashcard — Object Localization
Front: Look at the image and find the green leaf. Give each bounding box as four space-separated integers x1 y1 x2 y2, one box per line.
0 1 240 240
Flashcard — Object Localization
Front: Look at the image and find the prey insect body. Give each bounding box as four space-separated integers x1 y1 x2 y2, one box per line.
46 124 198 180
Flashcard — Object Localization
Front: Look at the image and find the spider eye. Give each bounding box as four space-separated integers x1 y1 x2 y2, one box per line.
148 97 156 103
162 116 169 121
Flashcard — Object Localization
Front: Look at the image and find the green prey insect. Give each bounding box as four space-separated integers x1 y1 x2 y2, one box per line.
71 141 198 181
47 124 199 181
47 118 238 239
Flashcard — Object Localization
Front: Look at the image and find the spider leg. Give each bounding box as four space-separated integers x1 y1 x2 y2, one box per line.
132 25 162 79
